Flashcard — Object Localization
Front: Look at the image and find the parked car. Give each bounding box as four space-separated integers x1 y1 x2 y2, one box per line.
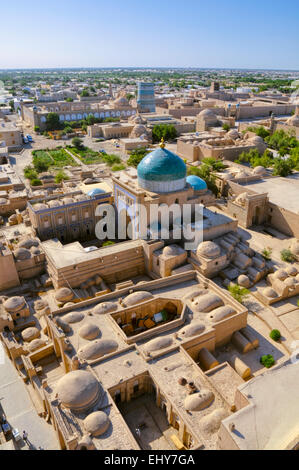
26 134 33 142
23 137 28 144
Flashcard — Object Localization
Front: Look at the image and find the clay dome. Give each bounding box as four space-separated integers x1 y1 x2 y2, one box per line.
4 296 25 312
55 287 74 303
55 370 100 411
78 339 118 361
132 124 147 137
114 96 129 106
291 239 299 256
18 238 39 249
162 245 184 257
263 287 278 298
253 166 267 176
48 200 62 208
123 291 154 307
79 323 101 341
273 269 289 281
14 248 31 261
34 203 48 211
197 241 221 259
237 274 251 288
198 109 217 120
21 327 40 342
286 265 298 276
184 390 215 411
28 338 47 352
34 299 48 311
31 247 41 255
144 336 173 353
179 322 205 338
209 305 236 323
92 302 118 315
62 197 74 205
192 293 223 313
284 277 298 287
62 311 85 324
84 411 110 437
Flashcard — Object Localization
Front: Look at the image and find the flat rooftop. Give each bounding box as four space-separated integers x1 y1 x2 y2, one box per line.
240 174 299 213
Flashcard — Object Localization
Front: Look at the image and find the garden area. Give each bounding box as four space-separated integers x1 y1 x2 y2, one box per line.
67 138 126 170
32 148 76 170
236 128 299 177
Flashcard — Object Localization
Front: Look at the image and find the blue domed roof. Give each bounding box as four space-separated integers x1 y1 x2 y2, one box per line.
137 147 186 182
186 175 207 191
88 188 106 197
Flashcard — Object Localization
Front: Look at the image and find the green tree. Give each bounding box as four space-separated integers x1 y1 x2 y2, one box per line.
227 284 250 304
273 158 292 177
127 148 149 167
152 124 177 143
46 112 61 131
55 170 69 183
72 137 84 150
280 249 295 263
80 89 90 97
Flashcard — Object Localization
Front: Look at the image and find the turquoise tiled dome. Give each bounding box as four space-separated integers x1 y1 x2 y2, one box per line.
88 188 106 197
138 147 186 182
137 146 186 193
186 175 207 191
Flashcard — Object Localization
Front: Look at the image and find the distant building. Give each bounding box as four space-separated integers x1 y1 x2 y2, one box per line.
137 82 156 113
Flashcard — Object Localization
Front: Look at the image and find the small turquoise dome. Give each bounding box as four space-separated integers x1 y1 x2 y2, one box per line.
88 188 106 197
137 146 187 193
186 175 207 191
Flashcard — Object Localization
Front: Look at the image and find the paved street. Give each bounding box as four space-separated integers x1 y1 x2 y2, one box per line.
0 353 59 450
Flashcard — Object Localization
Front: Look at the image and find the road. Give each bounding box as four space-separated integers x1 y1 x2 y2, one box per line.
0 353 59 450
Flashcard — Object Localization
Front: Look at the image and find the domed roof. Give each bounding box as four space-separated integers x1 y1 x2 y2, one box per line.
28 338 47 352
78 339 118 361
34 203 48 211
273 269 288 281
179 322 205 338
84 411 110 437
186 175 208 191
197 241 221 259
237 274 251 288
55 370 100 411
114 96 129 106
253 165 266 176
18 238 39 249
162 245 184 257
284 277 298 287
79 323 101 341
48 200 62 208
55 287 74 303
62 311 84 324
198 109 217 120
263 287 278 298
137 146 186 193
286 265 298 276
208 305 235 323
123 291 154 307
92 301 118 315
4 296 25 312
14 248 31 261
144 336 173 353
21 327 40 342
87 188 106 197
184 390 215 411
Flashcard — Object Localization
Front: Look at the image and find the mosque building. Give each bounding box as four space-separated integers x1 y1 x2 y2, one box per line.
112 140 215 239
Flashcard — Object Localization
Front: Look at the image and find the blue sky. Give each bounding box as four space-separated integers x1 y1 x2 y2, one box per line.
1 0 298 69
